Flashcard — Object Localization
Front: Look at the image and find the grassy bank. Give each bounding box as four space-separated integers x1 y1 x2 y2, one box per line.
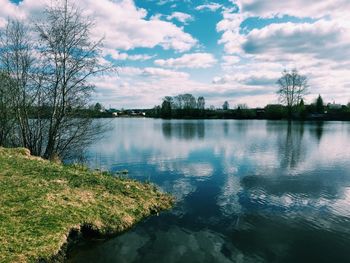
0 147 173 263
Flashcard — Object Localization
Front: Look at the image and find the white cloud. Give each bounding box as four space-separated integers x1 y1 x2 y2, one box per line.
155 53 217 69
217 11 246 54
166 11 193 24
92 67 243 108
0 0 197 53
195 3 222 12
0 0 24 26
106 49 155 61
228 72 280 87
120 66 190 79
241 20 350 63
212 75 229 85
236 0 350 19
221 55 241 70
141 67 189 78
85 0 197 52
2 0 350 107
215 0 350 105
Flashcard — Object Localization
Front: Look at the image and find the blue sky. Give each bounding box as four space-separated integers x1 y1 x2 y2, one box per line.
2 0 350 108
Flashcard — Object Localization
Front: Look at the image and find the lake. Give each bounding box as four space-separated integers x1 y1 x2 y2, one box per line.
67 119 350 263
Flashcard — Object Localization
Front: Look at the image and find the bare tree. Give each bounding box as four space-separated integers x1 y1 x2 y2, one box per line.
222 101 229 110
277 69 308 118
0 19 45 154
197 96 205 110
0 0 112 159
172 94 197 110
161 97 172 118
35 0 111 159
0 71 16 146
236 103 248 110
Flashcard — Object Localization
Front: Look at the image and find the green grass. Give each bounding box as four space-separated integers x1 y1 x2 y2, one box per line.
0 147 174 263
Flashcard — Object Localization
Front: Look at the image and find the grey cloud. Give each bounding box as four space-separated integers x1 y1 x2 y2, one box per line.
241 21 349 62
238 0 350 18
200 87 275 100
244 76 277 86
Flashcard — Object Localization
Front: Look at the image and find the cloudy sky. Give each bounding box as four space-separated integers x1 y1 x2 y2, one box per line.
2 0 350 108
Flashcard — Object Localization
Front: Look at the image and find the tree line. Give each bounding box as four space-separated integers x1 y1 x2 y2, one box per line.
155 94 206 118
147 93 258 119
148 93 350 120
0 0 111 159
148 69 350 120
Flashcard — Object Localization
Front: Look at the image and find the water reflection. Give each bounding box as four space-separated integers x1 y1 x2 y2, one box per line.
162 121 205 140
217 174 242 217
223 121 229 136
279 122 305 169
69 225 262 263
69 119 350 263
311 121 324 143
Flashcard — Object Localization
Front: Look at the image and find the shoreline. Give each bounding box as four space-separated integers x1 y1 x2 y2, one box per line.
42 219 156 262
0 148 174 263
89 116 350 122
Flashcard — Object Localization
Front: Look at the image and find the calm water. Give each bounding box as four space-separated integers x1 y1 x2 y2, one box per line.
68 119 350 263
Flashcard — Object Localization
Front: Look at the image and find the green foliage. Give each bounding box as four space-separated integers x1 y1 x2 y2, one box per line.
197 96 205 110
298 99 307 120
222 101 229 110
265 104 288 120
0 147 173 263
151 93 350 120
277 69 308 119
316 95 324 114
161 99 172 118
174 94 197 109
94 103 103 112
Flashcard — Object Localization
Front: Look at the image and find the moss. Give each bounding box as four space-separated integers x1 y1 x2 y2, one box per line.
0 147 174 263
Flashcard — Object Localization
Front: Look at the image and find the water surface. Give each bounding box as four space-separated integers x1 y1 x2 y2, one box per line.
68 119 350 263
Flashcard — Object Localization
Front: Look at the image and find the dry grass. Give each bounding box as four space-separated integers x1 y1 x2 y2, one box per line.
0 147 174 263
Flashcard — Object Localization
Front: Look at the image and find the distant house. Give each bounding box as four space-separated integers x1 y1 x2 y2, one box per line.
105 109 147 117
105 108 121 117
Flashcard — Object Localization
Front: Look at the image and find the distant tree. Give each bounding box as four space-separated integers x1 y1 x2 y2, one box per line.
173 94 196 110
150 105 161 117
236 103 248 110
94 103 103 112
277 69 308 118
163 96 174 108
235 103 254 119
316 95 324 113
209 105 215 111
222 101 229 110
161 97 172 118
174 95 183 109
182 94 197 109
298 99 307 119
265 104 287 120
197 96 205 110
